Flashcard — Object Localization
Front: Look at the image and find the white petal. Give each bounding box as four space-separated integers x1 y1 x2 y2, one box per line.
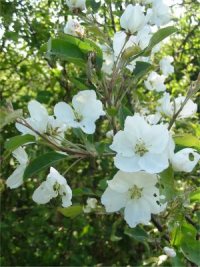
12 147 28 165
110 130 135 157
124 198 151 228
59 184 72 207
54 102 76 126
32 181 54 204
79 119 96 134
101 187 128 212
139 152 169 173
47 167 67 186
15 121 37 137
114 154 141 172
28 100 48 122
6 165 26 189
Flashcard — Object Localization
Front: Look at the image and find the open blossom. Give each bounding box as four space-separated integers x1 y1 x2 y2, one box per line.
6 147 28 189
144 71 166 92
101 171 166 228
147 0 171 26
157 93 197 118
66 0 86 11
64 18 84 37
83 198 98 213
15 100 67 140
54 90 105 134
163 247 176 258
159 56 174 76
120 4 146 34
32 167 72 207
110 114 170 173
171 148 200 172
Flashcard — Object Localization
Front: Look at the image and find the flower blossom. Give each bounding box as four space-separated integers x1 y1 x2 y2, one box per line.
32 167 72 207
83 198 98 213
101 171 166 228
144 71 166 92
6 147 28 189
120 4 146 34
171 148 200 173
157 93 197 119
64 18 85 38
147 0 171 26
66 0 86 11
54 90 105 134
159 56 174 76
110 114 170 173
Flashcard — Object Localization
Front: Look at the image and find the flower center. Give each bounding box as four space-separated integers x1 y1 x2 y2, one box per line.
74 111 83 122
135 140 148 156
129 185 143 199
53 182 60 192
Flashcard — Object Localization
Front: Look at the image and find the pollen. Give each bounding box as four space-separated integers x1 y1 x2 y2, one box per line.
129 185 143 199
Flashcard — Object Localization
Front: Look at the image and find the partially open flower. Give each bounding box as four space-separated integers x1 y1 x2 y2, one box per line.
101 170 166 228
32 167 72 207
64 18 85 38
159 56 174 76
144 71 166 92
54 90 105 134
66 0 86 11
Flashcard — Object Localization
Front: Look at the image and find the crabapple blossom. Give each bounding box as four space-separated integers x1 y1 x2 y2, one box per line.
171 148 200 172
64 18 85 38
120 4 146 34
54 90 105 134
110 114 170 173
6 147 28 189
83 198 98 213
147 0 171 26
163 247 176 258
101 171 166 228
32 167 72 207
145 71 166 92
159 56 174 76
157 93 197 118
66 0 86 11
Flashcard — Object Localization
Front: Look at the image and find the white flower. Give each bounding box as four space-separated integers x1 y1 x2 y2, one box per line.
110 114 170 173
64 18 84 38
54 90 105 134
83 198 98 213
120 4 146 34
163 247 176 258
159 56 174 76
170 148 200 172
144 71 166 92
147 0 171 26
101 171 166 228
66 0 86 11
145 113 161 125
32 167 72 207
16 100 49 137
6 147 28 189
157 93 197 119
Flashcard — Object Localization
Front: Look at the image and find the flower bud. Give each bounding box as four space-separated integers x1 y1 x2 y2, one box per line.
163 247 176 258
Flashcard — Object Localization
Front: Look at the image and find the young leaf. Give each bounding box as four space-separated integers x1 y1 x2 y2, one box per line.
174 134 200 150
23 152 68 179
133 61 152 81
4 134 35 151
159 166 176 201
118 106 133 128
58 205 83 218
0 107 22 130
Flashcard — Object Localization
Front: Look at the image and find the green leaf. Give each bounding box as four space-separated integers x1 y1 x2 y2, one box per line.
47 37 85 66
124 226 148 242
189 188 200 203
0 107 22 130
23 152 68 179
144 26 177 55
118 106 133 128
133 61 152 81
4 134 35 151
174 134 200 150
159 166 176 201
181 238 200 265
58 205 83 218
86 0 101 12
